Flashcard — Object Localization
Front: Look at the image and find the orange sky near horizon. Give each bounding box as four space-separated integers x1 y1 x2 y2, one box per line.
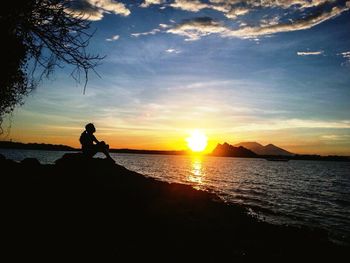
2 117 349 156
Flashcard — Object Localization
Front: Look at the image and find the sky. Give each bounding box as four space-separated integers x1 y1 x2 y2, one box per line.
2 0 350 155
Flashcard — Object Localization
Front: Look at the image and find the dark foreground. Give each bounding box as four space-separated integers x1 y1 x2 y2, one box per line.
1 153 347 261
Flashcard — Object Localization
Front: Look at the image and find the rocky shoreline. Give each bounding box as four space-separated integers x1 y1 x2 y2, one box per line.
1 153 347 260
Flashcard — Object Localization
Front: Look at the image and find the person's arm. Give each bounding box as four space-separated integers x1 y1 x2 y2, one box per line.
92 134 99 144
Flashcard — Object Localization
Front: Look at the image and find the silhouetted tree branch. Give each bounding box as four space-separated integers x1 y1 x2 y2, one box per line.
0 0 103 132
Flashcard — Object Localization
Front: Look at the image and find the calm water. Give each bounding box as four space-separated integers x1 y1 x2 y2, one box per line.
1 149 350 245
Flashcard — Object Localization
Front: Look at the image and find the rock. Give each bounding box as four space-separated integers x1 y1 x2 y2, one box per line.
55 152 116 169
55 152 86 165
1 154 347 261
21 158 41 166
0 153 17 166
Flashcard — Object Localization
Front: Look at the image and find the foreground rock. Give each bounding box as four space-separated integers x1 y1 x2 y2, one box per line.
1 153 347 261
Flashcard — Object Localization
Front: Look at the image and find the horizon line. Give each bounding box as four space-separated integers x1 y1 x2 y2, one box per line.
1 140 349 158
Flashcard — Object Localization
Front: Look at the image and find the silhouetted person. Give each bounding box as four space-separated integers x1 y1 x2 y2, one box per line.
80 123 114 162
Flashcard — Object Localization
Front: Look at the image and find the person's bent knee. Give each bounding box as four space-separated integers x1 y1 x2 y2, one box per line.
100 141 109 149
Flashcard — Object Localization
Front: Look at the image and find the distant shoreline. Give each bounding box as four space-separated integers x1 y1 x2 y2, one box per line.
1 141 349 162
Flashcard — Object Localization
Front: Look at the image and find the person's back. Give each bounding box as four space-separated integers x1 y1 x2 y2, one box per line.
80 130 95 150
80 123 97 157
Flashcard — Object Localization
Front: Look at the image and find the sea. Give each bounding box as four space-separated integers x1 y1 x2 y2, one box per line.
1 148 349 245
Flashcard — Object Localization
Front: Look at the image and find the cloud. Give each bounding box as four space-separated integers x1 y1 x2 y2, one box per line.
321 134 350 141
297 51 323 56
131 23 171 38
224 7 250 19
126 0 349 42
166 2 350 40
167 0 335 21
340 51 350 62
232 119 350 132
165 48 181 53
68 0 350 37
68 0 130 21
169 0 248 17
248 0 330 9
140 0 165 8
223 3 350 39
106 34 120 41
131 28 161 37
159 23 170 28
167 17 228 41
170 0 209 12
339 51 350 65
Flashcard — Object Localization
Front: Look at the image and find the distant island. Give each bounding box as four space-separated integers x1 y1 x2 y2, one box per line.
212 142 349 162
234 142 294 156
211 142 258 158
1 140 349 162
0 141 76 151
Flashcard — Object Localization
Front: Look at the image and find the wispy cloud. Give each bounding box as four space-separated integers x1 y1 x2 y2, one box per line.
169 0 250 16
321 134 350 141
165 48 181 54
297 51 323 56
67 0 130 21
166 1 350 41
226 3 350 38
106 34 120 41
129 0 350 41
131 23 171 38
247 0 330 9
340 51 350 63
68 0 350 43
342 51 350 57
167 17 227 41
131 29 161 37
224 7 250 19
231 119 350 132
159 23 170 29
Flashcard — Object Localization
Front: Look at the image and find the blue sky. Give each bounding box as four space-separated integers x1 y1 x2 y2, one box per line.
3 0 350 154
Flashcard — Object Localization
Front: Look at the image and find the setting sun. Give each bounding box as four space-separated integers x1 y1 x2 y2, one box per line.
186 130 208 152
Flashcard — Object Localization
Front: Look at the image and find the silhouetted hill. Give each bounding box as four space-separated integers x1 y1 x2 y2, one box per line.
0 141 76 151
211 142 258 158
234 142 264 151
235 141 294 156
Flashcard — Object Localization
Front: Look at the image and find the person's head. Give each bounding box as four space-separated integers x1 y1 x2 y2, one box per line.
85 123 96 134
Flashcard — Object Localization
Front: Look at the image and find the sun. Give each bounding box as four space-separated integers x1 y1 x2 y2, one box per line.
186 130 208 152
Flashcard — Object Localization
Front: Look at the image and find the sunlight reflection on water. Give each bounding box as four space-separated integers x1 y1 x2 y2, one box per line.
188 156 204 189
110 153 350 245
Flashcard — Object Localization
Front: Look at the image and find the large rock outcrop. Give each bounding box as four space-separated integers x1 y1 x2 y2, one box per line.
1 153 346 261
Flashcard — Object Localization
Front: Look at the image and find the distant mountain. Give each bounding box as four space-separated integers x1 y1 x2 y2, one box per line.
211 143 258 158
234 142 294 156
